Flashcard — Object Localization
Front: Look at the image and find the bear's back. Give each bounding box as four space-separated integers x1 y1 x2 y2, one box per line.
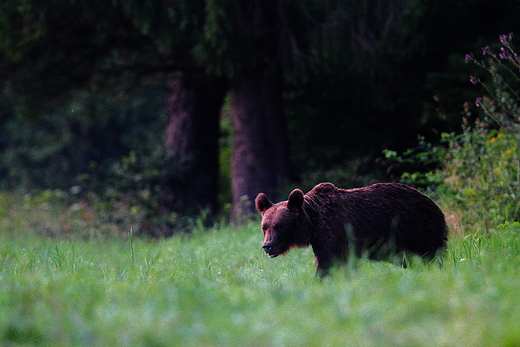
305 182 448 258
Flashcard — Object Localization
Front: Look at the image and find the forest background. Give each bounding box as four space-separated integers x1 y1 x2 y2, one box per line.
1 0 520 235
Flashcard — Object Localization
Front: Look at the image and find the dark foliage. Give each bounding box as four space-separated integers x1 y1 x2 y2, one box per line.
1 0 520 231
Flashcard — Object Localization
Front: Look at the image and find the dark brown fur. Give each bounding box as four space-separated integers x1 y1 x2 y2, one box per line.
255 182 448 277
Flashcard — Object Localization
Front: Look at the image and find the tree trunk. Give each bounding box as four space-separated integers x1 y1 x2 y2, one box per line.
164 73 228 221
230 68 292 223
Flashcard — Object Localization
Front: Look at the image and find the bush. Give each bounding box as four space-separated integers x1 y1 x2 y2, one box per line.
384 33 520 234
439 33 520 233
382 135 446 189
440 128 520 232
80 148 212 237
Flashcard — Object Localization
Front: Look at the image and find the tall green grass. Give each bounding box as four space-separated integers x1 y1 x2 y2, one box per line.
1 221 520 346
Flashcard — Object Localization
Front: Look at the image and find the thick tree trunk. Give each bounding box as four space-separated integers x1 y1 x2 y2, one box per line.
164 73 228 221
230 68 292 223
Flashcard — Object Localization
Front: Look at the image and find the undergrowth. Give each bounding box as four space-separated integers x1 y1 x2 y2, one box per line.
388 33 520 234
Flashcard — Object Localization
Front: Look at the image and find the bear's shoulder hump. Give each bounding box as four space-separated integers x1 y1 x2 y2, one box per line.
310 182 337 195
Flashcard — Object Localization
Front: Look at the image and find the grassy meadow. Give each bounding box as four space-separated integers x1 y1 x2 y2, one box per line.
2 212 520 346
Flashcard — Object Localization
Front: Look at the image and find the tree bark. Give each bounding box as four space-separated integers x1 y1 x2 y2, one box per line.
230 68 292 223
164 73 228 220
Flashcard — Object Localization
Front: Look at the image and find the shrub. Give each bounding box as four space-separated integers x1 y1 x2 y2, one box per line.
440 33 520 232
385 33 520 234
81 148 209 237
382 135 446 189
440 127 520 232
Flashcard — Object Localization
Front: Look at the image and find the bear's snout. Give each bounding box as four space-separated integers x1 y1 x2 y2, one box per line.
262 243 272 252
262 243 278 258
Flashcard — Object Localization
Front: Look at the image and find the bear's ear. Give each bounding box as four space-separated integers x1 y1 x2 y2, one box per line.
255 193 273 213
287 189 304 212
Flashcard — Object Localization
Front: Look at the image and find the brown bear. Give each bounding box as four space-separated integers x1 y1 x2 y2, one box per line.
255 182 448 277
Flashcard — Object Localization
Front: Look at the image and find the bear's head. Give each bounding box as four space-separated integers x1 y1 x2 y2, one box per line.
255 189 310 258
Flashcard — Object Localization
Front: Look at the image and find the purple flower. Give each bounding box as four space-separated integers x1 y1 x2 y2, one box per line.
475 97 483 107
470 76 479 85
464 53 473 63
482 46 491 55
500 33 515 46
499 48 507 60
